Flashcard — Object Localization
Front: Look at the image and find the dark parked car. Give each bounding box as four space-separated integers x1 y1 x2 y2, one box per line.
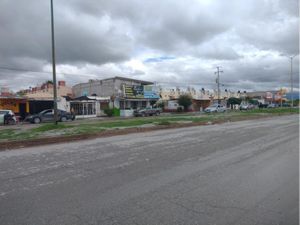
134 107 162 117
258 103 268 109
26 109 75 124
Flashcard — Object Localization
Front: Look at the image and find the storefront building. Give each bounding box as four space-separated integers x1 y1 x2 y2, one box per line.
70 96 110 118
0 97 29 119
72 77 160 113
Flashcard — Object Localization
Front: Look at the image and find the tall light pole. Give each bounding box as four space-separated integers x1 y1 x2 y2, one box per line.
288 55 297 107
50 0 58 124
215 67 223 104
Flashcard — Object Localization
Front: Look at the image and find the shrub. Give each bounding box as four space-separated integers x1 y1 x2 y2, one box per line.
104 108 120 117
104 108 114 117
156 101 165 108
112 108 120 116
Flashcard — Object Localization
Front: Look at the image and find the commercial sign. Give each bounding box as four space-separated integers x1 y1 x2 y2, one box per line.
144 85 160 99
124 85 159 99
124 85 144 98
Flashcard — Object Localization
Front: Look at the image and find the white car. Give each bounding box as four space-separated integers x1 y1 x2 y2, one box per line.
0 110 17 125
240 103 256 110
204 104 226 113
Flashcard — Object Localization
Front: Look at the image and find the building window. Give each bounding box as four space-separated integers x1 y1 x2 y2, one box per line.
71 102 96 115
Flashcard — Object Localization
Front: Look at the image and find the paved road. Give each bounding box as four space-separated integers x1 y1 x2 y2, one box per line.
0 115 298 225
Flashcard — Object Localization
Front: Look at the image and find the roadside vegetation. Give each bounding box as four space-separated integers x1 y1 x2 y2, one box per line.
0 107 298 143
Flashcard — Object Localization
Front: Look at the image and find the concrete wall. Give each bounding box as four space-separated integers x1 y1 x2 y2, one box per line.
72 77 149 98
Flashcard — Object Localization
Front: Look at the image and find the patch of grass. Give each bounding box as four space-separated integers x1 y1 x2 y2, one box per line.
0 108 298 143
0 129 38 141
98 119 153 128
157 121 171 125
235 107 299 116
252 108 299 114
32 123 73 132
69 125 105 135
0 129 15 139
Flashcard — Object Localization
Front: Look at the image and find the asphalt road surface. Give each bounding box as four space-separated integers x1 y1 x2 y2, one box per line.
0 115 298 225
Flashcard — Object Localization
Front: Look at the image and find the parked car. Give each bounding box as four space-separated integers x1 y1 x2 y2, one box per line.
258 103 268 109
25 109 75 124
240 104 249 110
204 104 226 113
267 103 278 108
240 103 256 110
0 110 17 125
133 107 162 117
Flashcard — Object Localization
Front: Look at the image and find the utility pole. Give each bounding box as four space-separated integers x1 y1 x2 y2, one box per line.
214 67 223 104
50 0 58 125
289 55 296 107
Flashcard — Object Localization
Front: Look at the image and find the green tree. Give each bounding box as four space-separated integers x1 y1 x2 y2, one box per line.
227 97 242 108
45 80 53 84
156 101 165 108
248 99 259 105
178 94 192 111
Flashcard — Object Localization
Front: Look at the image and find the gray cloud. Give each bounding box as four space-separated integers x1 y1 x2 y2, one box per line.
0 0 298 92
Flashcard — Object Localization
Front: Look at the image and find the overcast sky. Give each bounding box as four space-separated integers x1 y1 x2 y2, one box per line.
0 0 299 92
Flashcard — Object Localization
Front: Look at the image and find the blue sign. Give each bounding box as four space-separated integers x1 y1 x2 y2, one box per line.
144 85 160 99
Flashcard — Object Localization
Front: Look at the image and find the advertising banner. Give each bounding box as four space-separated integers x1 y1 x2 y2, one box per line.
124 85 159 99
124 85 144 98
144 85 160 99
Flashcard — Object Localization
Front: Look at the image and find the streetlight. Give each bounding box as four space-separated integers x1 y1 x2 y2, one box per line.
288 55 297 107
282 54 298 107
214 67 223 104
50 0 58 124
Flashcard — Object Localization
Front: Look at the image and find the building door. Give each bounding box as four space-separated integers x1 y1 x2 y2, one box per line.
19 103 27 120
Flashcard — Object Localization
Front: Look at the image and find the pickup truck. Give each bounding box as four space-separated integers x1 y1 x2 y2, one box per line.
133 107 162 117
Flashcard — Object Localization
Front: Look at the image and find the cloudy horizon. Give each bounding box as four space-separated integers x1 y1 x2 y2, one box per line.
0 0 299 92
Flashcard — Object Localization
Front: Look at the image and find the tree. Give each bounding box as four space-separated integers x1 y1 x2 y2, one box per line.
45 80 53 84
178 94 192 111
248 99 259 105
156 100 165 109
227 97 242 109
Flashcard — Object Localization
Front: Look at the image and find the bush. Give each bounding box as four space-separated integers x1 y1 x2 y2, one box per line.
104 108 114 117
104 108 120 117
156 101 165 109
112 108 120 116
